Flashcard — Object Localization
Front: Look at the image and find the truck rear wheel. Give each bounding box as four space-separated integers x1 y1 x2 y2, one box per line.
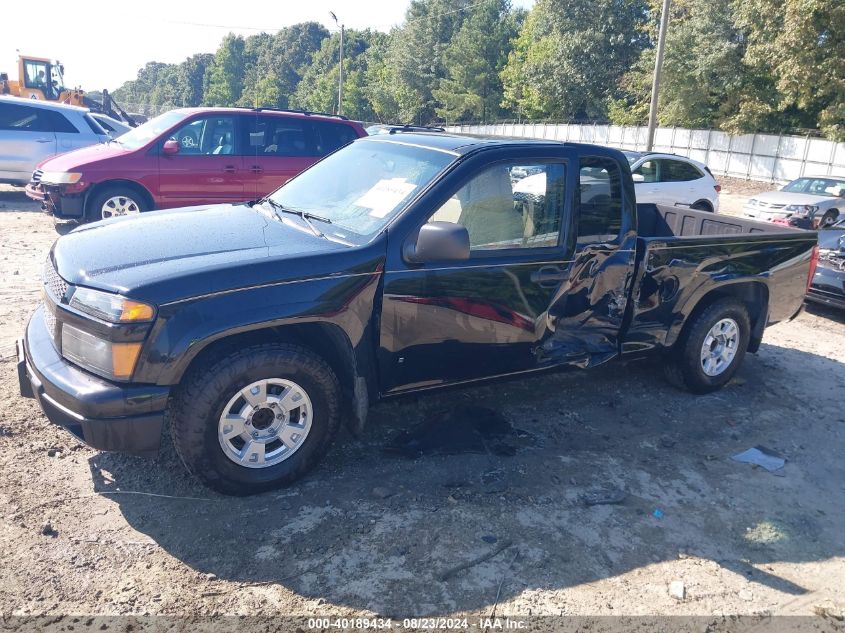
169 343 341 495
664 298 750 394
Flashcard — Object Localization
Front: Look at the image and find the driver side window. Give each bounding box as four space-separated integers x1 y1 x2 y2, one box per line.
428 162 566 251
168 116 236 155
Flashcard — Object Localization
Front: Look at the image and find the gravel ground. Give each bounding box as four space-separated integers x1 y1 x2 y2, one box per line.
1 183 844 627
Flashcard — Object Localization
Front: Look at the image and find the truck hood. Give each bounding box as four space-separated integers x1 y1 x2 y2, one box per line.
37 141 127 171
752 191 835 207
51 202 359 305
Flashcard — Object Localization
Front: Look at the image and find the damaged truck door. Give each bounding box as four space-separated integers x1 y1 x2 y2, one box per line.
379 149 637 392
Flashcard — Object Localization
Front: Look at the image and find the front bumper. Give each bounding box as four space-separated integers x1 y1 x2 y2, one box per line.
17 306 170 455
25 182 85 219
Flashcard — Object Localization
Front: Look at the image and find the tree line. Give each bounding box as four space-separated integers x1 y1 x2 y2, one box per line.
111 0 845 140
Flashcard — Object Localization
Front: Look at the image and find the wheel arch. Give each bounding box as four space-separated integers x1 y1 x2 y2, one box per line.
691 199 714 212
668 280 769 353
171 320 375 435
85 179 155 215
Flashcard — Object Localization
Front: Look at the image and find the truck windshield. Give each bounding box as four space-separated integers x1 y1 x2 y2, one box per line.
116 110 190 150
267 139 455 242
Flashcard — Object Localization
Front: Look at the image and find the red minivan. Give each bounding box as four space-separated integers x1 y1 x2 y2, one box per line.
26 107 367 222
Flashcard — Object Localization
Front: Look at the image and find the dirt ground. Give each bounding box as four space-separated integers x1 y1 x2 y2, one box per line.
1 181 844 627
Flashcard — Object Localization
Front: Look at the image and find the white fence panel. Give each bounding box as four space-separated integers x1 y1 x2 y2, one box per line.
445 122 845 184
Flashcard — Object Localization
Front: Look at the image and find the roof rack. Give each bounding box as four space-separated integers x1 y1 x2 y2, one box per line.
249 107 349 120
385 124 446 134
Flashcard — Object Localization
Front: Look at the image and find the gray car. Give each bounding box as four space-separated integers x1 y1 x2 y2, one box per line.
0 95 109 185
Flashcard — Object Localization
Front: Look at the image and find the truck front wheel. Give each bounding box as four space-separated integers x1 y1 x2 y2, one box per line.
169 343 341 495
664 298 750 394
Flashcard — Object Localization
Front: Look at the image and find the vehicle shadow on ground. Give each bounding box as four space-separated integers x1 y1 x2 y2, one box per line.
89 343 845 616
805 301 845 325
0 189 42 213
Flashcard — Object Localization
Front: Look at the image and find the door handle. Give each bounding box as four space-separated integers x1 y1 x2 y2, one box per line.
36 138 53 143
222 165 237 173
250 165 263 174
531 265 567 288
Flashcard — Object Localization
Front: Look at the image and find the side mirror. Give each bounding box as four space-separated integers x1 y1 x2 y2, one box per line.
404 221 470 264
631 173 645 183
162 139 180 155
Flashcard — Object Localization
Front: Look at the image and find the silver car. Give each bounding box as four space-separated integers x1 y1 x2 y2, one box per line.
90 112 131 138
744 176 845 228
0 95 109 185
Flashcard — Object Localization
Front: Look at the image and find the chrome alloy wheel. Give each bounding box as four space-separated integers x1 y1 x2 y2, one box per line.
101 195 141 219
217 378 313 468
700 318 740 377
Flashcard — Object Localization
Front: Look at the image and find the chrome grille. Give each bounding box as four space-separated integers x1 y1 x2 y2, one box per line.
43 302 57 339
755 200 785 210
43 259 69 301
31 169 43 184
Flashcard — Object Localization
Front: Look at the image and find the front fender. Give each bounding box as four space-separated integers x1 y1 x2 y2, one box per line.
133 271 380 385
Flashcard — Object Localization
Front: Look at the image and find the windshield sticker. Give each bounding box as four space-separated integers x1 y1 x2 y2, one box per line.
355 178 418 218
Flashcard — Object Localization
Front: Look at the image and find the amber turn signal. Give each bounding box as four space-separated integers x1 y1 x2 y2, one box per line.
120 301 156 322
111 342 143 379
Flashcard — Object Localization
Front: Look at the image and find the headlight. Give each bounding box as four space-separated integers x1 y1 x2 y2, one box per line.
69 287 155 323
39 171 83 185
61 325 142 380
784 204 818 215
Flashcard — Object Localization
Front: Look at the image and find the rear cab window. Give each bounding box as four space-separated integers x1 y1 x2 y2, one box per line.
577 156 623 244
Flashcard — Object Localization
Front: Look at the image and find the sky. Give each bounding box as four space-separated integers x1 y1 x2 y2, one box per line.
2 0 534 92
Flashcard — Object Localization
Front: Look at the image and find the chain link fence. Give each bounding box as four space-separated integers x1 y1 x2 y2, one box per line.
446 122 845 185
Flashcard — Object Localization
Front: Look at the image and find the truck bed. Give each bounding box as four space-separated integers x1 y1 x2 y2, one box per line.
636 203 802 238
623 204 818 354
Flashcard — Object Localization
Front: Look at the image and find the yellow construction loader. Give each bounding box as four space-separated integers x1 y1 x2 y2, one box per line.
1 54 136 125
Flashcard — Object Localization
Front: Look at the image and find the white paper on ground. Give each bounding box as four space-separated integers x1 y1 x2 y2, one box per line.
731 446 786 475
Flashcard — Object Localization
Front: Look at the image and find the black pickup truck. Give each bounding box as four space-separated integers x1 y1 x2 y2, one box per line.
18 133 818 495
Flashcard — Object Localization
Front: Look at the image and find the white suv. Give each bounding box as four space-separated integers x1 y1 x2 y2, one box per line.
0 95 109 185
624 151 721 213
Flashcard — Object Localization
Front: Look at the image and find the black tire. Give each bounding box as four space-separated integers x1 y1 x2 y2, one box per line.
169 343 341 496
663 298 750 394
691 200 714 212
85 186 149 223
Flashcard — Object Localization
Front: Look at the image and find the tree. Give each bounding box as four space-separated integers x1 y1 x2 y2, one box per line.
501 0 649 120
610 0 745 129
291 29 386 119
205 34 246 106
732 0 845 140
239 22 328 108
381 0 475 123
176 53 213 106
433 0 523 122
364 33 401 122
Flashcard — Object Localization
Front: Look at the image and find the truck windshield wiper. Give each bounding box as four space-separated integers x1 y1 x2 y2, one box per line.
262 198 332 238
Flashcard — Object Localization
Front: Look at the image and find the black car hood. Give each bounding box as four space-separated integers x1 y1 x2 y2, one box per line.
51 203 371 305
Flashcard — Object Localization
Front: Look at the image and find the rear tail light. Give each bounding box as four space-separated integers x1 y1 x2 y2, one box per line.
714 184 722 193
806 245 819 293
